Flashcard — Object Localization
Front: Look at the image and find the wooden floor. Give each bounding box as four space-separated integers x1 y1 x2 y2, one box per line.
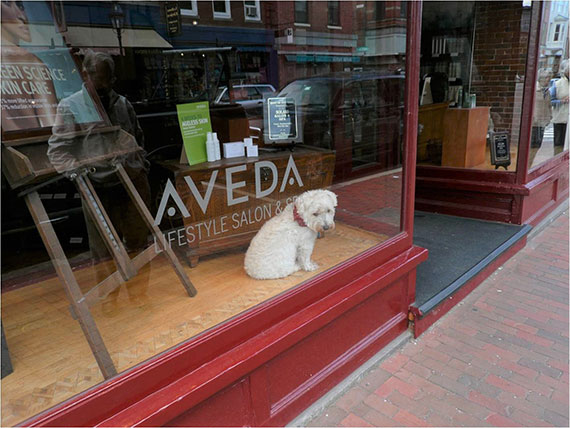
417 134 565 171
418 144 520 170
1 222 386 427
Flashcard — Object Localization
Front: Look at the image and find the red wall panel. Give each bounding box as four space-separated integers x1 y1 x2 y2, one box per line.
266 280 404 409
163 263 422 427
168 380 253 427
521 160 570 225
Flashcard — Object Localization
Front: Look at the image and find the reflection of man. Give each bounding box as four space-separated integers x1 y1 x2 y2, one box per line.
529 69 552 166
48 51 150 312
1 0 58 131
550 59 569 155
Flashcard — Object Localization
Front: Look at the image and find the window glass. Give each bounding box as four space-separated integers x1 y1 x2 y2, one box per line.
328 1 340 26
0 1 407 425
376 2 385 20
244 0 261 21
528 1 569 169
213 0 230 17
418 2 531 171
294 0 309 23
257 85 274 94
180 1 198 16
243 86 255 98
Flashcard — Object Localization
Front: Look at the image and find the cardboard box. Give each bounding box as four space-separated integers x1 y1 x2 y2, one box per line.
223 142 245 158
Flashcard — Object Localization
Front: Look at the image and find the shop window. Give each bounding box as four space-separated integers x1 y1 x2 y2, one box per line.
243 0 260 21
294 0 309 24
212 0 231 19
328 1 340 27
180 0 198 17
376 2 385 21
528 0 569 170
0 1 406 425
418 1 531 171
400 1 407 18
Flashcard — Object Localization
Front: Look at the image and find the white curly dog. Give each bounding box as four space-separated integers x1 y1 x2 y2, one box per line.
244 189 337 280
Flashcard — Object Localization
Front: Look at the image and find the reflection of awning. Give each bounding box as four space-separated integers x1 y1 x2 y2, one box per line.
237 46 271 53
66 27 172 49
285 54 360 63
19 24 172 49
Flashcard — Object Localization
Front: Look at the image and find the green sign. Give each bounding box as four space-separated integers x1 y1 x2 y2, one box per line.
176 101 212 165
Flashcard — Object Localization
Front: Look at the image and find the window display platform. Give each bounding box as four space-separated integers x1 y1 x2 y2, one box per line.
418 139 520 171
0 222 387 427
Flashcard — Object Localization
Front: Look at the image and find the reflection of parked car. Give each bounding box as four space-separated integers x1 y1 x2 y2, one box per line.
215 84 276 116
277 73 405 182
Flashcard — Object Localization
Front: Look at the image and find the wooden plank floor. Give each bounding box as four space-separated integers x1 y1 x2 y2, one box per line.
418 144 519 170
1 222 386 427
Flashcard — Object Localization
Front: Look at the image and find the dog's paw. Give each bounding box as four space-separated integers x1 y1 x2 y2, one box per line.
302 261 319 271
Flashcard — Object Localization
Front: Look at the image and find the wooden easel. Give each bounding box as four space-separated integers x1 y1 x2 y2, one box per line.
3 128 197 379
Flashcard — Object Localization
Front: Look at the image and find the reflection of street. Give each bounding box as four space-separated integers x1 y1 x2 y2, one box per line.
332 168 402 237
530 123 557 168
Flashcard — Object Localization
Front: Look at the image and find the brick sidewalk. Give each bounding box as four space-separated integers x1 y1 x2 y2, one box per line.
307 209 569 427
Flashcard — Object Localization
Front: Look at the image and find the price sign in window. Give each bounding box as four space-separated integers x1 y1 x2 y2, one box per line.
266 97 299 142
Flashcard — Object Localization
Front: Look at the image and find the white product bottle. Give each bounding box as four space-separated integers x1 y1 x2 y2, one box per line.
213 132 221 160
206 132 215 162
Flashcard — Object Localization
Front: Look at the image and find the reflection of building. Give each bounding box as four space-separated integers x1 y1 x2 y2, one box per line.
174 1 277 87
539 1 569 74
470 2 531 144
270 1 358 88
51 2 277 102
357 1 407 72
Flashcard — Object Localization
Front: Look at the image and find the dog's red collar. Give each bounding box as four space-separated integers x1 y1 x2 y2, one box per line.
293 205 307 227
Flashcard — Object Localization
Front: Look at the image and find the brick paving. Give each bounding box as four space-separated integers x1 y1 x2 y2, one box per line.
334 173 402 237
307 209 569 427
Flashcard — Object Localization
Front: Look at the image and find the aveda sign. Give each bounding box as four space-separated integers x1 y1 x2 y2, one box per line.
154 155 304 226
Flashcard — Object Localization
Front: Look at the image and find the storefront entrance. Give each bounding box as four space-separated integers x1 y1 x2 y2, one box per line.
409 0 568 337
410 212 532 336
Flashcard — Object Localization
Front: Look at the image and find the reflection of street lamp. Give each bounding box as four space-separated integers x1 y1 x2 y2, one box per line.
110 2 125 56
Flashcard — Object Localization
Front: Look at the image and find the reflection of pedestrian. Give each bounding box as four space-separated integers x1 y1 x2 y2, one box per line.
1 0 58 132
550 60 569 155
48 51 150 313
529 69 552 166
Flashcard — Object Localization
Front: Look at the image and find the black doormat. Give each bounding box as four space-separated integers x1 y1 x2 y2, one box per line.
413 211 531 314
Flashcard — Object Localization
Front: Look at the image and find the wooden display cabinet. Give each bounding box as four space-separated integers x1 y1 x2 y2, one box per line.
442 107 490 168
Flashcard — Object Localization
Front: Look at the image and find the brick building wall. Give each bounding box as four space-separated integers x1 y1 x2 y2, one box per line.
180 1 266 28
273 1 356 88
470 2 530 146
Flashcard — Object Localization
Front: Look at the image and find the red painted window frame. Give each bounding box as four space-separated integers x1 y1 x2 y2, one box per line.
22 2 423 426
524 1 570 184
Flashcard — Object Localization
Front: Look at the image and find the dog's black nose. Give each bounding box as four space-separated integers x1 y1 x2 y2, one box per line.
323 225 330 231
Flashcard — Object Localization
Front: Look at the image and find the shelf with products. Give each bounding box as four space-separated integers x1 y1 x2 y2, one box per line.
420 23 475 108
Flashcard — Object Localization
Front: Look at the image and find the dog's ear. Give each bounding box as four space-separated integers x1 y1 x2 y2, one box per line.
326 190 338 208
294 192 309 215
